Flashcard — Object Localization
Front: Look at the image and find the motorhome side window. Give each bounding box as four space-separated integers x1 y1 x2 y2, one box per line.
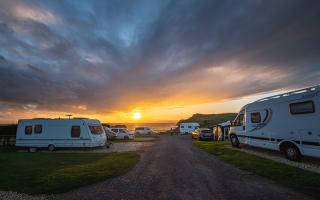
34 124 42 134
289 101 315 115
71 126 80 137
25 126 32 135
188 126 192 128
181 126 184 128
250 112 261 123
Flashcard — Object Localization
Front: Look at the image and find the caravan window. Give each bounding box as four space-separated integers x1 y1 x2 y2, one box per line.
89 126 103 135
290 101 315 115
34 125 42 134
71 126 80 137
25 126 32 135
181 125 184 128
188 126 192 128
250 112 261 123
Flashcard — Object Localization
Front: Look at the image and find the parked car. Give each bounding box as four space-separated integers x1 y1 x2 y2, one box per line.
16 118 106 152
135 127 154 135
229 85 320 161
192 129 200 139
192 128 213 141
180 122 200 134
110 127 134 140
103 126 117 140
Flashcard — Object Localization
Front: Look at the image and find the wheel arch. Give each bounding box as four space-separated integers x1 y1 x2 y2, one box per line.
279 140 301 153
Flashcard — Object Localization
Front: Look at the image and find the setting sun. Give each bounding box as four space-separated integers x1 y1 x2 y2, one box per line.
132 112 142 120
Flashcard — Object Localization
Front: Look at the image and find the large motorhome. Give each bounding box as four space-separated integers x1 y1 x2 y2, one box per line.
16 118 106 151
229 85 320 161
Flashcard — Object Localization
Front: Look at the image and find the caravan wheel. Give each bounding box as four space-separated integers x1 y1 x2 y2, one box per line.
48 144 55 152
230 135 240 148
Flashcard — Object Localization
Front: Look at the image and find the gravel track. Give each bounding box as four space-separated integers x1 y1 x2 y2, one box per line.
54 135 312 200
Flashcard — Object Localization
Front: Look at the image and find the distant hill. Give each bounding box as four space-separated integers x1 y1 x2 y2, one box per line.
178 113 237 128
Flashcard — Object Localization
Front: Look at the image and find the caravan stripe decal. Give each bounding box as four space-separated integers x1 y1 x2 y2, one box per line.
235 135 320 147
301 141 320 146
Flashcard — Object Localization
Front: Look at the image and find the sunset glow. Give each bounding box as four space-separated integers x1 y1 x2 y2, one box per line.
132 112 142 120
0 1 319 124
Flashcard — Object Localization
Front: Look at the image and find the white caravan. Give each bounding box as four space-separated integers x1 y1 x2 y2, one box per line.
16 118 106 151
229 85 320 161
179 122 200 134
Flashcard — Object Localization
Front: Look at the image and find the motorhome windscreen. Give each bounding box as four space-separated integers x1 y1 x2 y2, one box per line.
89 125 103 134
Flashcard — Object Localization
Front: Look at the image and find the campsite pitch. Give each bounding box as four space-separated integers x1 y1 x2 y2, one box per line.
0 151 139 194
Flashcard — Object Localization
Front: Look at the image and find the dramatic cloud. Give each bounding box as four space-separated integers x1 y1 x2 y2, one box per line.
0 0 320 122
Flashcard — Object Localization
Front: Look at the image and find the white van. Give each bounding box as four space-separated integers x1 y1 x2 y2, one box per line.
16 118 106 151
229 85 320 161
135 127 154 135
179 123 200 134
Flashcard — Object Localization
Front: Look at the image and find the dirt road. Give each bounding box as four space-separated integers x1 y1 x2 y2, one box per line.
56 135 312 200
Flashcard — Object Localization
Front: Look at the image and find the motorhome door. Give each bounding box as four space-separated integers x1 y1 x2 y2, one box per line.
232 111 247 143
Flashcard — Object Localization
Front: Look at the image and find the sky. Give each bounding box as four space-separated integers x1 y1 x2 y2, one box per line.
0 0 320 123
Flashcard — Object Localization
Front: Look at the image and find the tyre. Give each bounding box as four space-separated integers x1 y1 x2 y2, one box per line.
124 136 129 140
48 144 55 152
283 144 301 161
230 134 240 148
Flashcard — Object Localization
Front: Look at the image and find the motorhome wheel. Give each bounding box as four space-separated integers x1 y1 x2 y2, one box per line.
48 144 55 152
284 144 301 161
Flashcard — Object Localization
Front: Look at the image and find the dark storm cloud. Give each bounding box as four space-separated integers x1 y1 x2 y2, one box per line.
0 0 320 115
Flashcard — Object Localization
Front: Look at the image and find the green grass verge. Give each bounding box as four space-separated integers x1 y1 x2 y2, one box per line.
0 151 139 194
193 140 320 199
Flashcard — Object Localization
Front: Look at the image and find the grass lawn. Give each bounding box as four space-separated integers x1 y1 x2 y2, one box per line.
0 151 139 194
193 140 320 199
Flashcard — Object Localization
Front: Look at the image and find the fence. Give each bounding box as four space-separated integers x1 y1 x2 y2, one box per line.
0 135 16 146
